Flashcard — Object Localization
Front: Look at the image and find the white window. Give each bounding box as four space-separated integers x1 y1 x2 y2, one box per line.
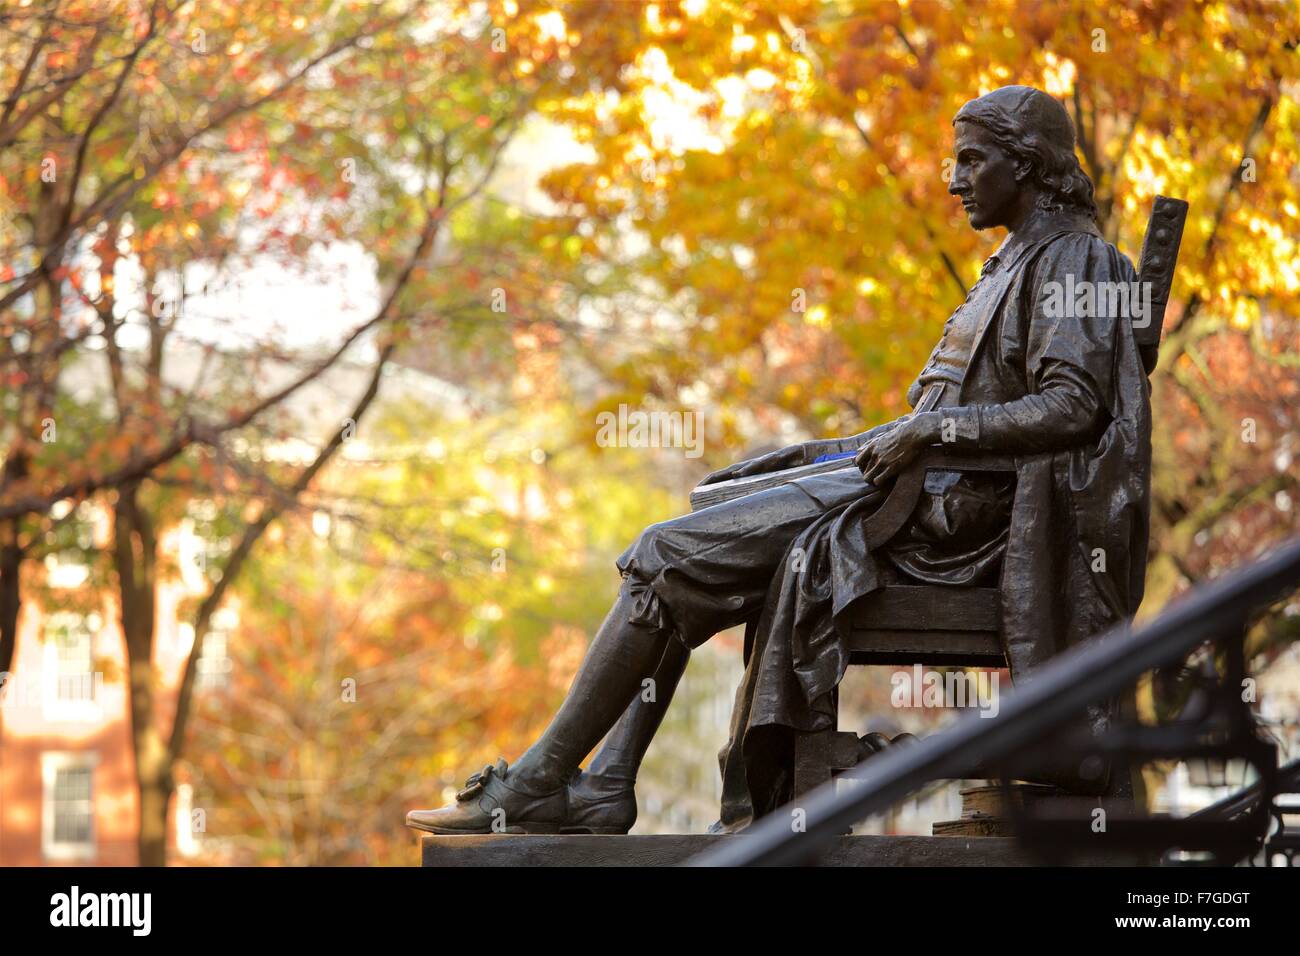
41 751 98 862
42 612 102 721
44 501 95 588
44 551 90 589
181 500 232 589
196 624 233 691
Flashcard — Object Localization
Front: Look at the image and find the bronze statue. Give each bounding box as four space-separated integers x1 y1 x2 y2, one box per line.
406 85 1152 836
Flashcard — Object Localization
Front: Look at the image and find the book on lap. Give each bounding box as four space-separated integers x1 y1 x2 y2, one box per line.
689 457 860 511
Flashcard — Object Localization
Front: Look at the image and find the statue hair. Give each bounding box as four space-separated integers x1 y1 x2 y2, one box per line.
953 98 1099 221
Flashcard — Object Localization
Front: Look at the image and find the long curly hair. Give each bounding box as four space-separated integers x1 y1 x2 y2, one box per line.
953 87 1099 221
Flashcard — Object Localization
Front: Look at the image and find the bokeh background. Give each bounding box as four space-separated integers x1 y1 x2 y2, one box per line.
1 0 1297 865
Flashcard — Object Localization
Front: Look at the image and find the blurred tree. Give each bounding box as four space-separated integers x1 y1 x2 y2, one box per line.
187 396 679 864
0 0 599 863
518 0 1300 701
1 0 426 865
5 0 1297 862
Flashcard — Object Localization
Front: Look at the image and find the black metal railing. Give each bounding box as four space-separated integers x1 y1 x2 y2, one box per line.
1177 757 1300 866
688 536 1300 866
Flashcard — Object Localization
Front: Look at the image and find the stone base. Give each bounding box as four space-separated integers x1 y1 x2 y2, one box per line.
420 833 1146 867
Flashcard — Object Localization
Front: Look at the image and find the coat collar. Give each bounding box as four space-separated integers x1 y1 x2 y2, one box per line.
982 206 1101 277
959 207 1102 400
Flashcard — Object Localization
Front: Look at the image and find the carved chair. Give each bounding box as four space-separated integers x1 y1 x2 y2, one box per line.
790 197 1189 796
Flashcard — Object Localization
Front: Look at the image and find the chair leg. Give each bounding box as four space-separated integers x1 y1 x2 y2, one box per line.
793 687 842 797
793 727 836 797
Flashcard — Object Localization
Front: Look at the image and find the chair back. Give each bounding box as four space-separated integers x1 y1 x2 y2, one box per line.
1134 195 1189 374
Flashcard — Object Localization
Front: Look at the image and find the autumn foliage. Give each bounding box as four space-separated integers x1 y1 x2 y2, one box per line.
2 1 1298 863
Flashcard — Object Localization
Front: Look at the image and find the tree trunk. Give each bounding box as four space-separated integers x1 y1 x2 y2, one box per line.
0 424 31 676
114 479 171 866
129 655 172 867
0 520 21 676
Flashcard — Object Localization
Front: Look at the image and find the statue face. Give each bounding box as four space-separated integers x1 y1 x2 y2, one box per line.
949 120 1023 231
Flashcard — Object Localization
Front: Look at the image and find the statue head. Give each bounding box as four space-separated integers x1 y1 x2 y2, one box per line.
949 85 1098 231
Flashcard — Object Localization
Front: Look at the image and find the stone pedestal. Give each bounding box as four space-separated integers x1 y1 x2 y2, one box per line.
420 833 1146 866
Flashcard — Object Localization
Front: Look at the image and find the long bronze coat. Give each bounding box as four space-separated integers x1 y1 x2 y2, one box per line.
616 205 1149 816
709 207 1153 822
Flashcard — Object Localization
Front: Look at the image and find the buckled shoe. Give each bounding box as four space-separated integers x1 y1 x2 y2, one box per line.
405 759 566 834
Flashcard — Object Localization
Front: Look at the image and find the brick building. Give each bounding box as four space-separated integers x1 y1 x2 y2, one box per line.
0 501 234 865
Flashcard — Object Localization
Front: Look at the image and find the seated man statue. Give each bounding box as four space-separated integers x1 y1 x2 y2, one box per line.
407 85 1151 836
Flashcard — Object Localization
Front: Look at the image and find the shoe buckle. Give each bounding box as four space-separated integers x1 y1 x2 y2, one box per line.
456 758 508 802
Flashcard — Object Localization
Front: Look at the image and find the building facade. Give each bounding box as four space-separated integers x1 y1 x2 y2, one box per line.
0 501 232 866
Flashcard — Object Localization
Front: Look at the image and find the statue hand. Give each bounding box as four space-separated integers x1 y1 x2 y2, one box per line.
855 418 927 486
698 443 807 487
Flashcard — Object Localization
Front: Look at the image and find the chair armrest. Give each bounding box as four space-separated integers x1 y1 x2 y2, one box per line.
912 447 1017 472
859 446 1017 550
